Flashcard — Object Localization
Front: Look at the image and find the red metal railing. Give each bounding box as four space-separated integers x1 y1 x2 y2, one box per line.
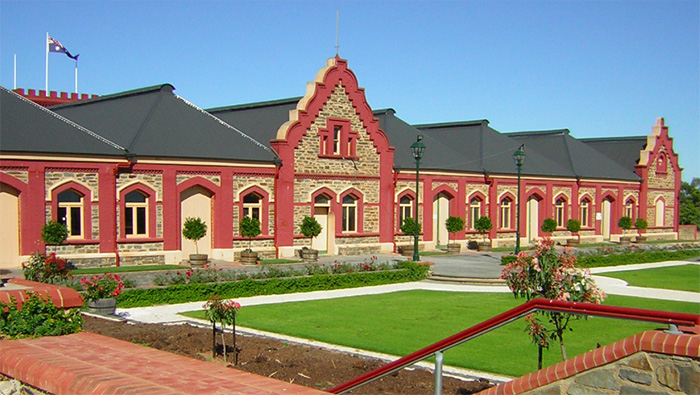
328 299 700 394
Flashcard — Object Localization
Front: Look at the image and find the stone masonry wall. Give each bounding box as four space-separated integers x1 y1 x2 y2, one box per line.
524 352 699 395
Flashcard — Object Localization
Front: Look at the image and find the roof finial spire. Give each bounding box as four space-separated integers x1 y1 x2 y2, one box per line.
335 10 340 56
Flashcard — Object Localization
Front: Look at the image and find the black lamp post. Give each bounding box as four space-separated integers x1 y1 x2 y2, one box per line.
513 145 526 254
410 135 426 262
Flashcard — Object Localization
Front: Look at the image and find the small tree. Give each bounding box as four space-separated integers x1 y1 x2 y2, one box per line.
204 295 241 364
182 217 207 255
41 220 68 251
566 219 581 242
445 216 465 245
400 217 421 237
239 216 261 252
474 216 492 242
300 216 322 249
501 238 606 368
541 218 557 234
634 217 648 231
618 216 632 231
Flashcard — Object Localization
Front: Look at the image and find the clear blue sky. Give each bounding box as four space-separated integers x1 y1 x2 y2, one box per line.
2 1 698 181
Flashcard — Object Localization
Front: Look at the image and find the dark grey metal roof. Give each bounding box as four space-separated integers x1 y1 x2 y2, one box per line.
411 117 573 177
580 136 647 172
507 130 641 181
52 84 278 163
0 86 126 157
208 97 301 143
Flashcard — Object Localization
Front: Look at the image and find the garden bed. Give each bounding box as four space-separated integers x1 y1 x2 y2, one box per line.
83 316 493 395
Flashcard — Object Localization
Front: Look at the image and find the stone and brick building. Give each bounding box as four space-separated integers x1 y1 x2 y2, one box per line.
0 56 682 268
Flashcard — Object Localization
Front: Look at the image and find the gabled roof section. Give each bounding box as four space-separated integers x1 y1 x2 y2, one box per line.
208 97 301 143
507 129 641 181
52 84 278 163
0 86 126 157
411 118 571 177
580 136 648 171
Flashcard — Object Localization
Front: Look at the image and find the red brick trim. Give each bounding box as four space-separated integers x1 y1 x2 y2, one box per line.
477 328 700 395
0 279 83 309
0 332 329 395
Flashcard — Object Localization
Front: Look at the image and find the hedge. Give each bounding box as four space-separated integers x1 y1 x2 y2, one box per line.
500 248 700 268
117 261 430 308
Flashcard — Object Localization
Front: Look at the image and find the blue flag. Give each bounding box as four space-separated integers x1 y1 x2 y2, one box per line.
48 36 79 60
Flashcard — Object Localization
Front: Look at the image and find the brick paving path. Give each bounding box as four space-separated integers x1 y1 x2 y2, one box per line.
0 332 329 395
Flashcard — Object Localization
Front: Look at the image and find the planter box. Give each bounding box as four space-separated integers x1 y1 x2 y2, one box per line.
301 249 319 262
477 242 491 252
447 243 461 253
240 251 258 266
567 239 580 247
189 254 208 268
399 245 414 257
86 298 116 315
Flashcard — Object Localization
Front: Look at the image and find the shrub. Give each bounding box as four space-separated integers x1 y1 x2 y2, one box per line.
400 217 421 236
300 216 322 249
635 218 648 230
80 273 125 302
474 216 492 241
566 219 581 233
618 216 632 230
22 252 70 284
239 216 262 251
445 216 465 244
182 217 207 254
0 292 82 339
117 261 429 308
541 218 557 233
41 220 68 246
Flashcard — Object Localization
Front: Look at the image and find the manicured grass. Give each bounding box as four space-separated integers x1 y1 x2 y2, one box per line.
598 264 700 293
259 259 301 265
181 290 698 377
70 265 183 275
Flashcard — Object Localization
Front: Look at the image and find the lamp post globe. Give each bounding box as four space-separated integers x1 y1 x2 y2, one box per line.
513 145 525 254
410 135 425 262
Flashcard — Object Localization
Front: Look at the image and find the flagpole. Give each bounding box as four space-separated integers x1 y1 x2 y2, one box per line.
75 58 78 93
14 54 17 89
45 32 49 92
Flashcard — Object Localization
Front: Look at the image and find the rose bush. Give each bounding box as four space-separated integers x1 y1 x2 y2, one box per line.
80 273 125 302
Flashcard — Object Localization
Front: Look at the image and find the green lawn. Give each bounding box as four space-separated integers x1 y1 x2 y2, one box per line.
598 264 700 292
181 290 699 377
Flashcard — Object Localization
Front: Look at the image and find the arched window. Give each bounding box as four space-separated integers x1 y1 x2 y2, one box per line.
555 197 566 227
655 199 665 227
124 190 148 237
243 192 262 221
469 197 482 230
342 195 357 232
399 195 413 227
500 197 512 229
580 198 591 228
656 152 668 175
58 189 83 237
625 198 635 220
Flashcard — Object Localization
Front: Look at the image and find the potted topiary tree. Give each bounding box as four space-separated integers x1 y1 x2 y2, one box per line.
445 216 465 253
41 220 68 254
399 217 421 257
618 216 633 245
300 216 322 262
474 216 493 252
634 217 648 243
182 217 208 267
239 216 261 265
541 218 557 236
566 219 581 246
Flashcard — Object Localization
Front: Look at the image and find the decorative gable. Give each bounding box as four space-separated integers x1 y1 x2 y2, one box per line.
271 57 394 176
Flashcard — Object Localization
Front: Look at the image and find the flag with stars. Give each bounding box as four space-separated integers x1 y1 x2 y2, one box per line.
48 36 79 60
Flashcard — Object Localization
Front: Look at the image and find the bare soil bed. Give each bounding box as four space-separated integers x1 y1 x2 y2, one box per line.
83 316 494 395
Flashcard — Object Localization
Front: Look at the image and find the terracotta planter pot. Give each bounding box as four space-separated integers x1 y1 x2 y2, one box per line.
86 298 116 315
240 251 258 265
301 249 319 262
447 243 461 253
189 254 208 268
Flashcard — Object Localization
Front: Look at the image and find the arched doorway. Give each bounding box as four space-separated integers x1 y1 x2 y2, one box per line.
601 198 613 240
312 194 332 253
0 183 20 268
180 186 212 257
432 193 450 247
526 196 541 243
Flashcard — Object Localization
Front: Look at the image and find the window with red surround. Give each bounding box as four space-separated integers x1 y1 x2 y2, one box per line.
318 118 357 159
